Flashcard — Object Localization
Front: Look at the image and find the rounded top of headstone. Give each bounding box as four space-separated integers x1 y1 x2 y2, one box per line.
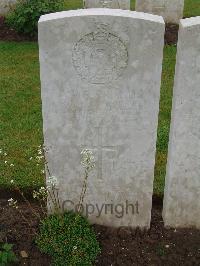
180 16 200 28
39 9 164 24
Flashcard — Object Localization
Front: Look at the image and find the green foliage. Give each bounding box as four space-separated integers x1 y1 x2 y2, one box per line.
0 243 18 266
6 0 65 36
0 42 44 191
63 0 83 10
36 211 101 266
154 45 177 196
130 0 135 10
156 245 165 257
184 0 200 18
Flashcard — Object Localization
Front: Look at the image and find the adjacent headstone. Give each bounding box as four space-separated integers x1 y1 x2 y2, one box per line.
0 0 17 15
39 9 164 228
135 0 184 24
84 0 130 9
163 17 200 229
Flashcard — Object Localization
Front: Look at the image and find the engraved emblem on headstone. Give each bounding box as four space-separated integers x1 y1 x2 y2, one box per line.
72 24 128 84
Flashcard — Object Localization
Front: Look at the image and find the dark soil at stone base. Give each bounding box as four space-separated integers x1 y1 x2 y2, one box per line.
0 17 37 42
0 16 178 45
164 24 179 45
0 197 199 266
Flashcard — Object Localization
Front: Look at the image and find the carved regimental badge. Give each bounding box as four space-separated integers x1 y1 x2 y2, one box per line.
72 24 128 84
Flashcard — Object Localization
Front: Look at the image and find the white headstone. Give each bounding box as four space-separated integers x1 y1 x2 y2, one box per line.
84 0 130 9
0 0 17 15
135 0 184 24
163 17 200 229
39 9 164 228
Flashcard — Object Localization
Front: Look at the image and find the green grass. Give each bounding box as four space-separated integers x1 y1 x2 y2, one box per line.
184 0 200 18
0 42 44 190
0 1 199 194
64 0 83 10
154 46 176 195
131 0 135 10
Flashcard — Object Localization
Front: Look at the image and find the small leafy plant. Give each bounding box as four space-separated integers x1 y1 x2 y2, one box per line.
0 243 18 266
36 211 100 266
35 149 99 265
8 148 100 265
156 244 165 257
6 0 65 36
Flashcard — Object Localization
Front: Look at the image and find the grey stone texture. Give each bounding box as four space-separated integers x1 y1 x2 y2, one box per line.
84 0 130 9
0 0 17 15
135 0 184 24
163 17 200 229
39 9 164 228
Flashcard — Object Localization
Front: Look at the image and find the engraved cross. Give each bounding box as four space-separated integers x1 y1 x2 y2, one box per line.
82 127 117 180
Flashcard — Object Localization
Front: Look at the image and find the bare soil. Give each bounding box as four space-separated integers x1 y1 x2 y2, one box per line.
165 23 179 45
0 17 36 42
0 196 199 266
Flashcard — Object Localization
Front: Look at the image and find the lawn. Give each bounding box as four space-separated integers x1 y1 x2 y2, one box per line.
0 42 43 190
0 0 199 195
154 46 176 195
184 0 200 18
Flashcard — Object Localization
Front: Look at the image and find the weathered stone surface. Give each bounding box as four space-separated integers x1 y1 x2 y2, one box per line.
135 0 184 24
163 17 200 229
39 9 164 228
84 0 130 9
0 0 17 15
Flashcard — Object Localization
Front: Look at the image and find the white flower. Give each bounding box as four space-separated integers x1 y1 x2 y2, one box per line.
8 198 13 202
29 157 33 161
36 155 44 162
10 164 14 167
8 198 18 209
39 187 47 197
47 176 58 189
38 150 42 155
73 246 77 250
81 149 95 172
33 190 38 199
5 161 7 164
10 179 14 184
33 187 48 200
4 153 7 156
41 170 45 174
